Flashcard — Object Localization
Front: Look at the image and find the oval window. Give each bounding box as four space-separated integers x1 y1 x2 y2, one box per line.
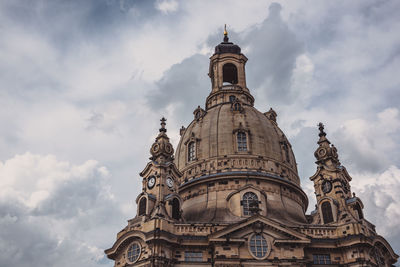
249 234 268 259
126 242 141 263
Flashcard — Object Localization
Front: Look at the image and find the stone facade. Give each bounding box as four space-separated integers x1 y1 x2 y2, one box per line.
105 31 398 267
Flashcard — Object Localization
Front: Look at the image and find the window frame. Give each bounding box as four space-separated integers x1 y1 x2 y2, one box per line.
138 197 147 216
313 254 331 264
242 192 259 216
187 141 196 162
171 198 180 220
126 242 141 264
237 131 248 152
184 251 203 262
248 233 270 260
321 201 334 224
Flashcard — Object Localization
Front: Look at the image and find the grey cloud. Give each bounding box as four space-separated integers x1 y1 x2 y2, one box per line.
243 3 303 105
147 54 210 124
146 3 303 121
0 154 121 267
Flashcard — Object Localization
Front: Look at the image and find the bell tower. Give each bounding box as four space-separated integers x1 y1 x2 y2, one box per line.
136 117 183 220
206 26 254 110
310 123 367 230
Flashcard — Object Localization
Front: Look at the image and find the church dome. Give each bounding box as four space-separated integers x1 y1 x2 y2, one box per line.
175 104 300 185
173 32 308 224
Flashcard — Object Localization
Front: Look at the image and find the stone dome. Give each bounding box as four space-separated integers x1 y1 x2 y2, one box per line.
175 104 300 186
173 33 308 224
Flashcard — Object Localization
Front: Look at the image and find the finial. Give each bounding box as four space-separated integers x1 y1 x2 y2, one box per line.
318 122 326 137
223 24 229 42
160 117 167 132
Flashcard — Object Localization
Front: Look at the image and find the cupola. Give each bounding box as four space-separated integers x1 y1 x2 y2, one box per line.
206 26 254 110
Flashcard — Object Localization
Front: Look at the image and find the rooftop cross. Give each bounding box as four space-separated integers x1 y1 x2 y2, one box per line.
318 122 326 137
160 117 167 132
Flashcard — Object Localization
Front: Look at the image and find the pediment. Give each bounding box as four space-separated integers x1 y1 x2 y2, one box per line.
209 215 310 245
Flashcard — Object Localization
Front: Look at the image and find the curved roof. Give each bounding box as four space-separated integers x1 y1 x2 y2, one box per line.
175 102 300 186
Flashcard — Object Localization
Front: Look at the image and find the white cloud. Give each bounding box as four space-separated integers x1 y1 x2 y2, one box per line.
351 166 400 251
0 153 121 267
155 0 178 14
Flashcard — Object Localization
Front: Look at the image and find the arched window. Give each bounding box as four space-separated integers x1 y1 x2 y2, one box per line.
242 192 259 216
233 102 241 111
172 198 180 220
223 63 238 84
354 203 363 220
138 197 146 216
237 132 247 151
321 201 334 223
249 234 268 259
188 142 195 161
229 95 236 102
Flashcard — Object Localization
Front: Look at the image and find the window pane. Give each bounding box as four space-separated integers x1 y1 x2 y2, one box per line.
313 254 331 264
249 234 268 259
243 192 258 215
188 142 195 161
127 243 140 263
185 251 203 262
237 132 247 151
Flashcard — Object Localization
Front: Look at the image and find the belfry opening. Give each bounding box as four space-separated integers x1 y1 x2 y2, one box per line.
222 63 238 85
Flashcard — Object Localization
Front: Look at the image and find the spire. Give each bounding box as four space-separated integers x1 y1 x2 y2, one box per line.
223 24 229 42
160 117 167 132
314 123 340 167
150 117 174 163
317 122 330 145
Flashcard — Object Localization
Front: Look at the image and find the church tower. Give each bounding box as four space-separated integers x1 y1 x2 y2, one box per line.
310 123 363 226
105 29 398 267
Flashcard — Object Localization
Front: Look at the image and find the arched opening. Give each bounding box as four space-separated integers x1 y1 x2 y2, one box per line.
354 203 363 220
138 197 147 216
233 102 241 111
188 142 195 161
223 63 238 85
237 132 247 152
242 192 259 216
229 95 236 103
172 198 180 220
321 201 334 223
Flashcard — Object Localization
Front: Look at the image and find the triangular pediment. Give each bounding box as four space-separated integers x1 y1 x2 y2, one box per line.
209 215 310 244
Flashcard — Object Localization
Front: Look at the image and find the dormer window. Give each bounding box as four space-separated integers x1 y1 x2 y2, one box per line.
223 63 238 84
237 132 247 151
188 141 196 161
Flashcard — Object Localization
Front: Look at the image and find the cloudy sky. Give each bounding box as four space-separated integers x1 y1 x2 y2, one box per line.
0 0 399 266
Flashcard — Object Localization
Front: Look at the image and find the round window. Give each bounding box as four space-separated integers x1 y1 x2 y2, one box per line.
126 242 141 263
249 234 268 259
